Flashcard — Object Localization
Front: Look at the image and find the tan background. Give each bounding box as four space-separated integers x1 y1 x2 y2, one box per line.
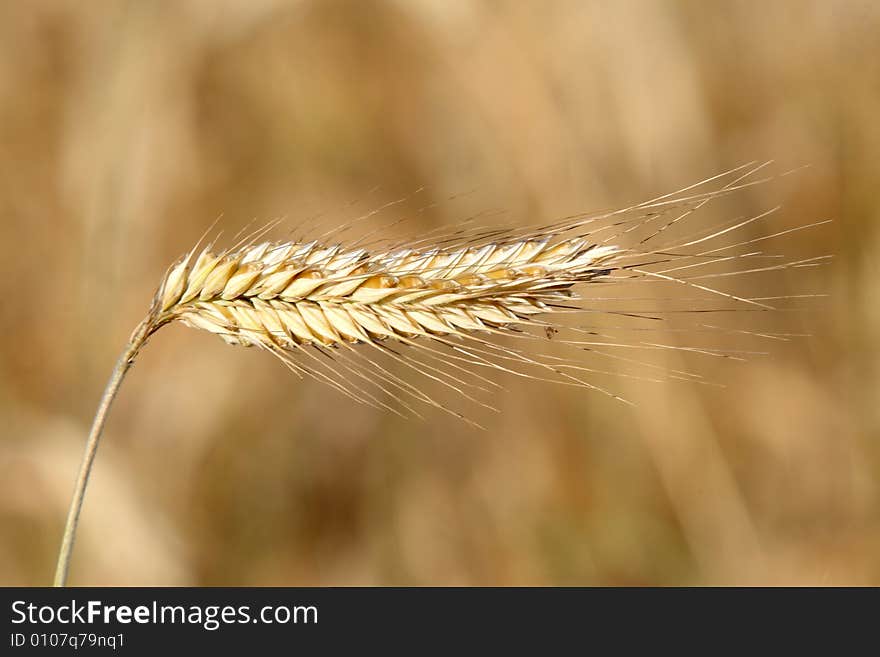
1 0 877 585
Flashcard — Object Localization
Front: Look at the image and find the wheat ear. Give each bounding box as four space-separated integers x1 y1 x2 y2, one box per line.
54 162 825 585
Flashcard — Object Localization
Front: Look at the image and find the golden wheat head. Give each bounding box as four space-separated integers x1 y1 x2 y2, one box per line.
132 162 828 422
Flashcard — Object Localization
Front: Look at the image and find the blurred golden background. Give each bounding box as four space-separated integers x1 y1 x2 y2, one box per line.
1 0 878 586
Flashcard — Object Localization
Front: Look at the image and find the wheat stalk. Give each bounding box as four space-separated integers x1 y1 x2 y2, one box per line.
53 162 826 585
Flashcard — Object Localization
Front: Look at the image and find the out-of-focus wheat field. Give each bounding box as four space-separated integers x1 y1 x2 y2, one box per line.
1 0 877 586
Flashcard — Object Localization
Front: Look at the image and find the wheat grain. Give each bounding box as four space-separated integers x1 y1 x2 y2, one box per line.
53 162 827 585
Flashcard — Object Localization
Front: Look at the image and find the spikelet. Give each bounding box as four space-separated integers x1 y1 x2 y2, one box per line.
141 162 829 422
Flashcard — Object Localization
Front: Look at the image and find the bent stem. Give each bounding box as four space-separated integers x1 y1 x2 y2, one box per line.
53 318 152 587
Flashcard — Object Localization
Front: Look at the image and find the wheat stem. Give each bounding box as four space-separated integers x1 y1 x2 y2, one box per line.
53 318 151 587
